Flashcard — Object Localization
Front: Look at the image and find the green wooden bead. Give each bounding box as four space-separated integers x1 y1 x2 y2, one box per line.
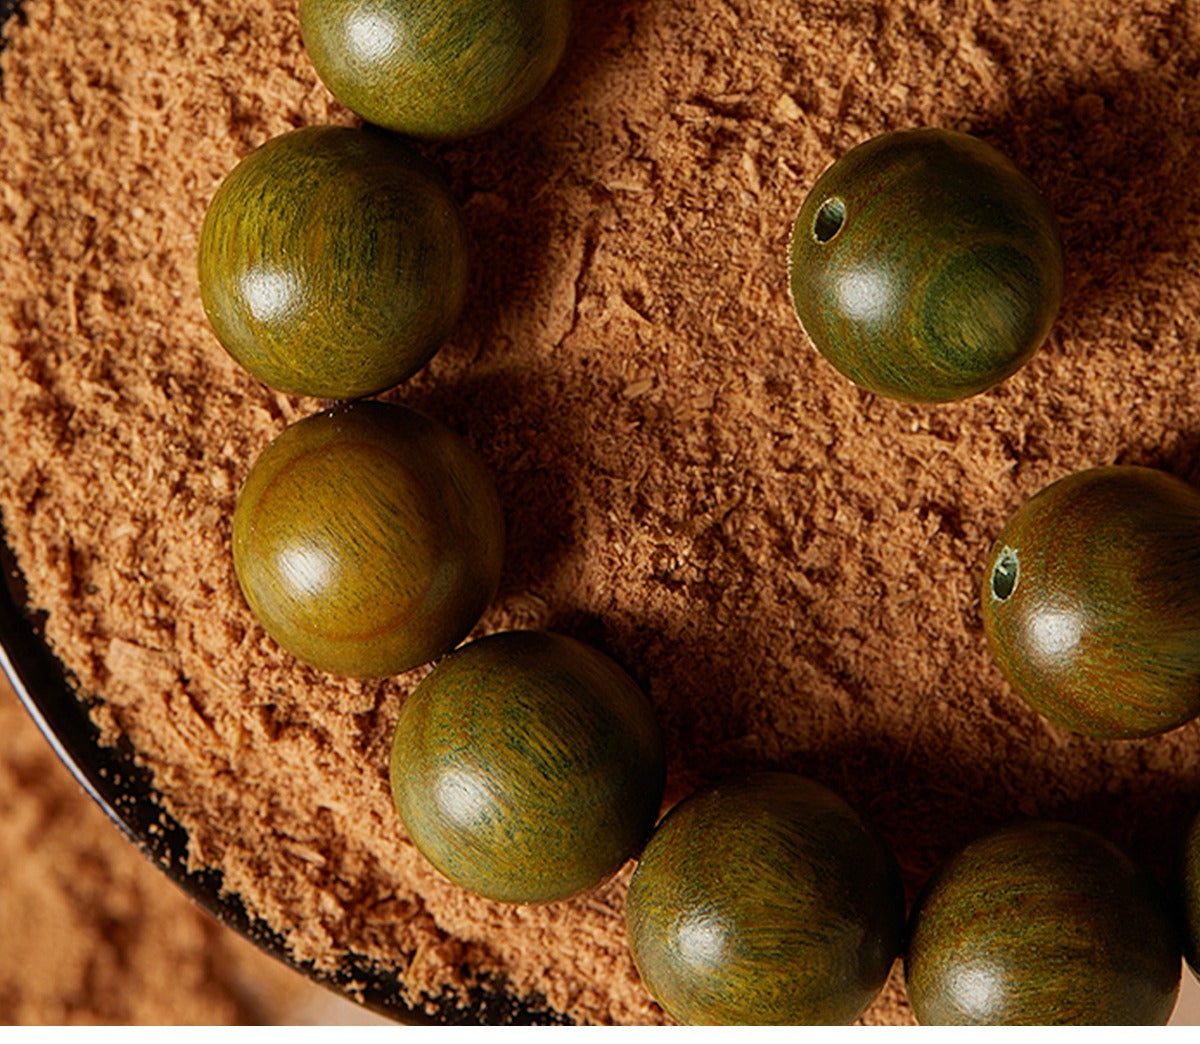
788 128 1064 403
232 400 503 678
906 820 1181 1025
625 772 905 1026
198 125 468 400
389 629 666 904
299 0 571 140
981 466 1200 739
1183 809 1200 978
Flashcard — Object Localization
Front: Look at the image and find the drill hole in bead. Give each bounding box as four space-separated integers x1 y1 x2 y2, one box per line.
991 548 1019 601
813 197 846 243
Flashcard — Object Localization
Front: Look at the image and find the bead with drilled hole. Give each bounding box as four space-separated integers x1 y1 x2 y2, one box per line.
982 465 1200 739
788 128 1064 403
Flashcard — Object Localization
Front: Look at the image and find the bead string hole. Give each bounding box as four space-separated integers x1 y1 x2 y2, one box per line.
812 197 846 243
991 548 1019 601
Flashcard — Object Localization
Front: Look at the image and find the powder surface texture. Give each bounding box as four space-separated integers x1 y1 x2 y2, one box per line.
3 0 1200 1025
0 671 314 1023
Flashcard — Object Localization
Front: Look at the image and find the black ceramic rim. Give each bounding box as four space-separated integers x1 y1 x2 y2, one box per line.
0 1 564 1022
0 515 570 1024
0 4 560 1014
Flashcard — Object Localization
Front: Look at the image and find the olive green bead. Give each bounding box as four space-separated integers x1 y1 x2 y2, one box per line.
981 466 1200 739
788 128 1064 403
625 772 905 1026
299 0 571 140
232 400 503 678
198 126 468 399
389 630 665 904
906 820 1181 1025
1184 809 1200 978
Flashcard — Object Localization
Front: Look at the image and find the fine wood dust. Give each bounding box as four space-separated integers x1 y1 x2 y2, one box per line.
0 671 312 1024
3 0 1200 1025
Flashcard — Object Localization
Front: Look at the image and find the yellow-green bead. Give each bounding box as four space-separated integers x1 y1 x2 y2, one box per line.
788 128 1064 403
299 0 572 140
198 126 468 399
390 630 666 903
981 465 1200 739
232 400 503 678
906 820 1181 1025
625 772 904 1025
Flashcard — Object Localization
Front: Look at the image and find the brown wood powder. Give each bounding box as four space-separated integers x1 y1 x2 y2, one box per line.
3 0 1200 1025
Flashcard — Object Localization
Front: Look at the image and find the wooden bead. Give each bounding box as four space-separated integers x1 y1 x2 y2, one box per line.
625 772 904 1025
982 465 1200 738
389 630 666 903
232 400 503 677
788 128 1063 402
299 0 572 139
906 820 1181 1025
198 126 468 400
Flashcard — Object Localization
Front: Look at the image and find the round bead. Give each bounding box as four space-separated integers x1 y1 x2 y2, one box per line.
198 126 468 400
299 0 572 139
232 400 503 677
981 465 1200 738
788 128 1064 402
390 630 666 903
625 772 904 1025
906 820 1181 1025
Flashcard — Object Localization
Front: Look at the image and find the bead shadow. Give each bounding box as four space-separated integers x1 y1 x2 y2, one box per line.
386 364 585 601
0 0 22 51
389 0 668 602
807 720 1200 903
541 600 886 816
969 62 1200 337
574 581 1200 902
561 609 773 812
419 0 666 365
1117 433 1200 490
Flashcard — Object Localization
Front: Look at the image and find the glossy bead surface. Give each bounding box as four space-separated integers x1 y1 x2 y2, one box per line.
625 772 904 1025
906 820 1181 1025
232 400 503 678
299 0 571 139
390 630 665 904
981 465 1200 739
788 128 1063 403
198 126 468 399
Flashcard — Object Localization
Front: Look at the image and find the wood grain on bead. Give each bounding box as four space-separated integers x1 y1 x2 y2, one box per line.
232 400 503 678
906 820 1181 1025
299 0 571 140
624 773 904 1026
198 126 468 399
788 128 1064 403
981 466 1200 739
389 630 666 904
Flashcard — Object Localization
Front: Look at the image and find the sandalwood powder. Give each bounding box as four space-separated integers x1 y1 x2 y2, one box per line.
2 0 1200 1025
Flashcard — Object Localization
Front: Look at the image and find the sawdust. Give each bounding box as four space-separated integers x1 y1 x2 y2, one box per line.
2 0 1199 1025
0 672 317 1024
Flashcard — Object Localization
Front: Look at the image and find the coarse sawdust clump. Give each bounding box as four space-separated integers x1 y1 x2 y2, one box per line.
3 0 1200 1025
